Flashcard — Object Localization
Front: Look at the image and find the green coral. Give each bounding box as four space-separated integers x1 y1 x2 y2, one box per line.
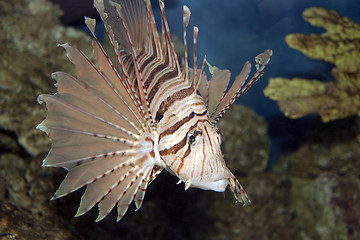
264 7 360 122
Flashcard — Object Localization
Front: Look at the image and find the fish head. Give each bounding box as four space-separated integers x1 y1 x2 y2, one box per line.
184 121 230 190
160 118 229 191
160 119 250 205
188 121 251 204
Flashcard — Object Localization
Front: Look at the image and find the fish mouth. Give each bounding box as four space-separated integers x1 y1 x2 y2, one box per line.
191 177 229 192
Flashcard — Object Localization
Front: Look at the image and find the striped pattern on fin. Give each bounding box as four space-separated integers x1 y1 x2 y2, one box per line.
37 15 163 221
158 0 181 73
95 0 186 130
182 5 191 83
196 49 273 124
102 0 148 54
96 0 155 130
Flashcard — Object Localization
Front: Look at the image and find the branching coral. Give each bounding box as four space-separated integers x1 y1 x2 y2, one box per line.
264 7 360 122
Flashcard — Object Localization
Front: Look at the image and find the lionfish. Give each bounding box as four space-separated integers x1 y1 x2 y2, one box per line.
37 0 272 222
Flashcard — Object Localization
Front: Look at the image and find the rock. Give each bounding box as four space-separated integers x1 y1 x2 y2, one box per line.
273 117 360 178
0 152 58 217
0 202 81 240
0 0 92 156
186 173 296 240
187 170 360 240
289 172 360 240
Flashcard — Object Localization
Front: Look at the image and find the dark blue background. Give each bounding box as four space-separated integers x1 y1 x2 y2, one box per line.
168 0 360 165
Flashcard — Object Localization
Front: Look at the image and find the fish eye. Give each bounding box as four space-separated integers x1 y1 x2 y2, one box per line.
188 134 196 145
188 130 201 146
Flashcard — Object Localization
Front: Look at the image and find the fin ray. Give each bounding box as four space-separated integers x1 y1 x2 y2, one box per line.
96 166 141 221
85 17 147 131
75 162 136 217
42 127 137 168
134 168 152 210
211 49 272 123
207 67 231 115
116 168 148 221
98 0 155 130
53 158 136 199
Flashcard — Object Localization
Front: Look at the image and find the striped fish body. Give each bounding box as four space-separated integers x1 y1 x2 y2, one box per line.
37 0 272 222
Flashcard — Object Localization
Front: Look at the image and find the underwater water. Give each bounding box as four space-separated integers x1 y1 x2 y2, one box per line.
1 0 359 239
164 0 360 165
73 0 360 165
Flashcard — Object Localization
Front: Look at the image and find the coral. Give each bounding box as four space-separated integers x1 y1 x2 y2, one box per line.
264 7 360 122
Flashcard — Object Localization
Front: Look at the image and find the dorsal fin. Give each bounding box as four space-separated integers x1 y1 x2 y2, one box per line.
210 49 273 123
182 5 191 82
192 26 199 88
144 0 162 58
195 49 272 124
158 0 181 73
84 17 147 131
206 65 231 116
96 0 155 130
209 62 251 122
102 0 148 54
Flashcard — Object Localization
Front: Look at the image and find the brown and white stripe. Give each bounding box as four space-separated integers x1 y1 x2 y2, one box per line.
37 0 272 222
